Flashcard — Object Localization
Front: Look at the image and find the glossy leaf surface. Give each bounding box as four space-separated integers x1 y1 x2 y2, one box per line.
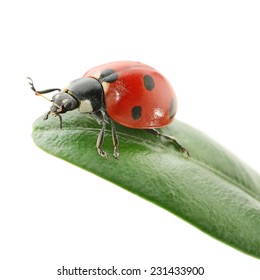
32 111 260 258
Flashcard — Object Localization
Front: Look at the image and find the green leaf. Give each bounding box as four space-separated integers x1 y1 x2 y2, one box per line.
32 111 260 258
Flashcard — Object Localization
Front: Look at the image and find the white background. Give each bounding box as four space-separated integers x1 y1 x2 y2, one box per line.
1 0 260 279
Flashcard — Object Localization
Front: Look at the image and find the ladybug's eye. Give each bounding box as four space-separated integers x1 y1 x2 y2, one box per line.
61 96 78 111
64 101 72 109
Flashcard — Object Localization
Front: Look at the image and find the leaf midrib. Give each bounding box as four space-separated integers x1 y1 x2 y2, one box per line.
34 125 260 204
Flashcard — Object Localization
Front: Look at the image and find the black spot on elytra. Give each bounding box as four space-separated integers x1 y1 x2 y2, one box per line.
99 69 118 83
143 75 155 91
132 106 142 120
169 98 175 119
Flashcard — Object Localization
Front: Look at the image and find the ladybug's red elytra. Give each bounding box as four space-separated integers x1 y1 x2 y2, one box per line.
28 61 189 159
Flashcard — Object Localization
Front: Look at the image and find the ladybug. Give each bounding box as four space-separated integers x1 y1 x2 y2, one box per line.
28 61 189 159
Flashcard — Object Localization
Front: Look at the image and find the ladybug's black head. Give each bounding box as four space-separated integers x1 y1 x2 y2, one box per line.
50 92 78 114
44 91 78 129
27 77 103 129
27 77 79 129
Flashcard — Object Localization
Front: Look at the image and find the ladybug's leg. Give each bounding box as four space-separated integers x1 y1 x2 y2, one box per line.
93 111 110 159
147 129 190 157
92 110 108 124
110 120 119 159
93 111 119 159
96 121 110 159
43 111 51 121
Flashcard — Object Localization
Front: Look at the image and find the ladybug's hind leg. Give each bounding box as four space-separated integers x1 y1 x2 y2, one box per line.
147 129 190 157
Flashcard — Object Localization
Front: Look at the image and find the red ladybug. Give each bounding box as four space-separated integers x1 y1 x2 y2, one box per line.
28 61 189 159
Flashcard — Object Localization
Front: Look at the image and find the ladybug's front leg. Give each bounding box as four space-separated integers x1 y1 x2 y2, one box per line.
93 111 120 159
27 77 61 95
94 112 110 160
96 121 110 159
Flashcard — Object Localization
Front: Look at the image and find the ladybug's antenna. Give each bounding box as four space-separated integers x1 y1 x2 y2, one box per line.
27 77 37 92
36 92 52 102
27 77 61 102
27 77 52 102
